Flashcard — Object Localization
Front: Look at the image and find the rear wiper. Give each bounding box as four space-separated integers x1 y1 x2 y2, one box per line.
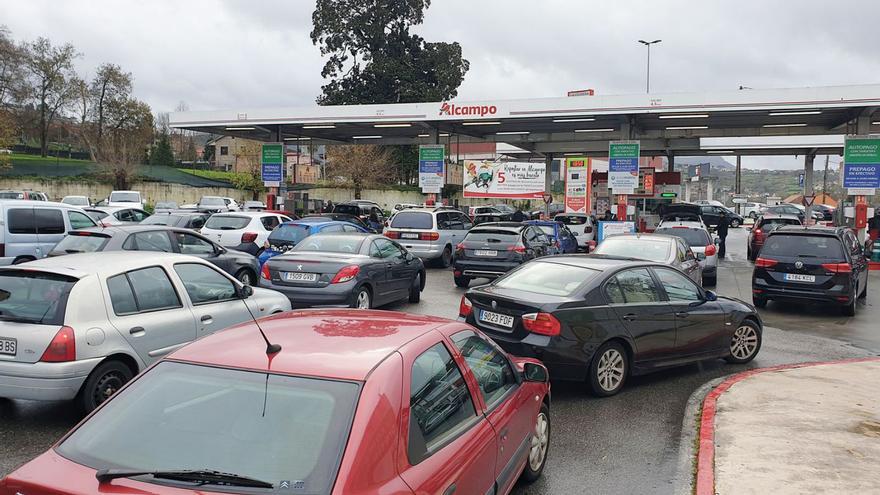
65 249 82 254
795 254 819 258
96 468 274 488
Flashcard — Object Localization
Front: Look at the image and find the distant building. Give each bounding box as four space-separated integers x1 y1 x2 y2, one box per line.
204 135 261 173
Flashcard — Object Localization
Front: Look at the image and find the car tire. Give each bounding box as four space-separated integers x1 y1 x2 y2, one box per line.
519 403 550 483
235 268 256 286
435 246 453 268
752 296 767 308
78 360 134 413
724 320 762 364
730 219 741 228
588 341 628 397
454 275 470 288
12 256 34 265
703 275 717 287
408 273 421 303
351 286 372 309
749 212 757 219
842 294 857 316
859 279 868 299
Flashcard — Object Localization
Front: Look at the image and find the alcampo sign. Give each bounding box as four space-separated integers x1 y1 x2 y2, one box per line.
439 102 497 117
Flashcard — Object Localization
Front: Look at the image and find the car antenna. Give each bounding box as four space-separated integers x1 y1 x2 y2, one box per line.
240 292 281 355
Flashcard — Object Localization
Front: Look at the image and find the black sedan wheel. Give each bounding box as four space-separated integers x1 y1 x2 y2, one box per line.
454 275 470 288
588 342 628 397
235 268 255 286
724 321 762 364
408 273 421 303
79 360 133 412
730 218 741 228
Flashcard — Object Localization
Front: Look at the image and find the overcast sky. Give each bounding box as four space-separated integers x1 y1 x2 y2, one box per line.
6 0 879 170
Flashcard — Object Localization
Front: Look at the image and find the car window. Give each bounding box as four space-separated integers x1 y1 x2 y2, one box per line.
341 224 361 232
7 208 35 234
261 216 281 231
761 234 844 259
369 241 382 258
175 232 215 256
188 215 208 229
204 215 250 230
676 240 688 262
53 233 109 254
654 268 701 302
609 268 662 303
436 212 454 230
130 210 148 222
108 267 181 315
67 210 96 230
107 273 138 315
593 237 671 263
320 224 344 233
604 276 626 304
174 263 238 304
391 211 434 229
125 231 173 252
408 343 477 464
654 228 710 247
496 261 598 296
451 331 517 409
374 238 403 259
35 209 65 234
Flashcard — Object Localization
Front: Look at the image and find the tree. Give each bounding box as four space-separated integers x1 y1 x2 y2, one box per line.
89 98 154 189
203 142 215 164
22 37 79 157
231 141 265 200
89 63 132 147
0 26 26 108
311 0 469 105
150 131 174 167
0 108 14 169
325 144 394 199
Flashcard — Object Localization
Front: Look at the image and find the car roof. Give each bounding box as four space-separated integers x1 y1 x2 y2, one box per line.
285 219 350 227
759 213 801 220
0 251 205 279
472 221 526 229
656 222 706 230
0 199 81 209
168 310 454 381
602 233 677 243
542 254 656 269
524 220 559 226
210 211 272 217
771 225 846 236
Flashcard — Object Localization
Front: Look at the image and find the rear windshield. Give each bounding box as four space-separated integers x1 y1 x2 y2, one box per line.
140 215 174 226
465 230 520 244
0 270 77 325
110 192 140 203
204 215 250 230
52 233 110 254
85 210 109 221
555 215 588 225
56 361 360 495
391 212 434 230
0 191 23 199
593 237 671 262
63 197 89 206
155 202 177 209
333 204 362 216
199 197 225 206
496 261 596 297
536 225 556 237
269 224 312 244
761 234 844 259
295 235 365 253
759 218 801 229
655 228 710 247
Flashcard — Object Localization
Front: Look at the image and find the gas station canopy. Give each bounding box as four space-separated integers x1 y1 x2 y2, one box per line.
170 84 880 157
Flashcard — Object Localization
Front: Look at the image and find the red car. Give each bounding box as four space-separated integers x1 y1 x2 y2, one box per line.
2 309 551 495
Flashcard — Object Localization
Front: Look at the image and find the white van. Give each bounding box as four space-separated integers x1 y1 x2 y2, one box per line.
0 200 98 265
107 190 144 208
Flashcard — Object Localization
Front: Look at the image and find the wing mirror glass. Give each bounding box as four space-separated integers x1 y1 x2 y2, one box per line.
523 362 549 383
704 290 718 301
714 237 720 244
696 252 707 260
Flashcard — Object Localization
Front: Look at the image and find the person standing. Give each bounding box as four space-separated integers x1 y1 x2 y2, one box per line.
716 211 730 258
603 209 614 222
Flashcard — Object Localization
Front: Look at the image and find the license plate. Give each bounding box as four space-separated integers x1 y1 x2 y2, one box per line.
479 310 514 328
401 232 420 239
283 272 318 282
474 250 498 257
0 337 16 356
784 273 815 283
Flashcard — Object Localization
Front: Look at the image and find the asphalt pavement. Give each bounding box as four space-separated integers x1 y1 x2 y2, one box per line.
2 227 879 494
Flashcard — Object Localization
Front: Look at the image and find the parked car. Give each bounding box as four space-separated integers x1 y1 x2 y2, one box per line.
752 226 869 315
657 202 709 230
258 219 370 266
525 220 578 254
654 223 719 286
760 203 806 222
242 200 266 211
473 212 513 225
453 222 553 288
0 190 48 201
85 206 150 226
467 205 503 219
222 197 241 211
0 252 290 412
153 200 178 214
554 213 596 251
786 203 824 222
493 204 517 214
746 214 802 261
0 200 97 265
385 207 474 267
197 195 232 213
699 204 744 228
261 232 425 309
812 204 836 221
591 233 703 285
200 211 293 255
460 255 763 396
61 195 91 207
106 190 144 208
304 212 374 232
333 200 385 224
530 204 565 220
0 310 551 494
48 226 261 285
741 202 766 219
140 211 210 231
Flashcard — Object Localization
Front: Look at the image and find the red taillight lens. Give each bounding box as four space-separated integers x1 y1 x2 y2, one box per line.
261 263 270 280
385 231 400 239
40 326 76 363
508 244 527 254
420 232 440 241
241 232 258 243
583 226 593 234
755 257 778 268
455 242 465 254
521 313 561 336
821 262 852 273
458 296 473 317
331 265 360 284
705 244 717 256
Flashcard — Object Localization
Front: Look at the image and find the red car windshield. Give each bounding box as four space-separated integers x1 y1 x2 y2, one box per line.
56 361 360 494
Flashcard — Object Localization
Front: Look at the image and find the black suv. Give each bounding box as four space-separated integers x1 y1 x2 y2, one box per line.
699 205 744 228
453 222 552 288
752 226 870 315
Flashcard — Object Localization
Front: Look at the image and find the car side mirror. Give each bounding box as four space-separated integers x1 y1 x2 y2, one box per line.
522 362 549 383
239 284 254 298
714 237 720 244
704 290 718 302
405 252 415 262
696 252 707 261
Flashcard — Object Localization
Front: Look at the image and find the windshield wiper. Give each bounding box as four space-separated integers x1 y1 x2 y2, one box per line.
95 469 274 488
795 254 819 258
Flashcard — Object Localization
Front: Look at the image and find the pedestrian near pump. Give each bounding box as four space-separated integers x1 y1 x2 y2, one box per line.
367 211 382 232
717 211 730 258
512 208 526 222
603 209 614 222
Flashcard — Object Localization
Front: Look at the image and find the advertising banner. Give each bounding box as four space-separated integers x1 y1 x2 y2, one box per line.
608 141 640 194
843 137 880 194
419 145 445 193
597 221 636 242
565 157 589 213
463 160 546 199
261 143 284 187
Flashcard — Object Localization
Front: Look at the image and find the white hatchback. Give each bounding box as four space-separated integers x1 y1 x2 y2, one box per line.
553 213 595 250
201 211 293 250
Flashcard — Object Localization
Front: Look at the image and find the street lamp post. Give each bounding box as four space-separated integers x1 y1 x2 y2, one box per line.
637 39 662 94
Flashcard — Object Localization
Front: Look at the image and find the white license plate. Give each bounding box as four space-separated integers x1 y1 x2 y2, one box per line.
401 232 420 239
283 272 318 282
479 310 514 328
474 250 498 257
0 337 16 356
784 273 816 283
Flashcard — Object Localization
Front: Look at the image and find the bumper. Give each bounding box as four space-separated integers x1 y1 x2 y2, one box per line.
0 357 103 401
259 279 356 308
454 259 520 278
399 242 445 260
753 279 852 305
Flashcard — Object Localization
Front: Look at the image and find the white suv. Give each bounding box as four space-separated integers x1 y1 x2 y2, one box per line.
384 207 473 267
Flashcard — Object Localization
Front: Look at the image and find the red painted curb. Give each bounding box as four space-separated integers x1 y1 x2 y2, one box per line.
694 356 880 495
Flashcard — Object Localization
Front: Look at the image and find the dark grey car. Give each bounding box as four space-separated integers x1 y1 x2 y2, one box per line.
47 225 261 285
259 232 425 309
140 211 211 230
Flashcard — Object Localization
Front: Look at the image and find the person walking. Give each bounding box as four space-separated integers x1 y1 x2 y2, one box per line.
512 208 526 222
717 211 730 258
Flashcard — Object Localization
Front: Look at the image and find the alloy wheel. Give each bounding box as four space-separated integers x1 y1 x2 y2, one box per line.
731 325 759 360
596 348 625 392
356 290 371 309
529 411 549 471
238 271 253 286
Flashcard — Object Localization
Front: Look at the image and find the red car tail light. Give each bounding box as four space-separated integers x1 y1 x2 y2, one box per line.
521 313 561 336
261 263 270 280
821 262 852 273
420 232 440 241
241 232 258 243
705 244 717 256
40 326 76 363
384 231 400 239
755 257 778 268
583 226 593 234
331 265 360 284
458 296 473 317
508 243 527 254
455 243 465 254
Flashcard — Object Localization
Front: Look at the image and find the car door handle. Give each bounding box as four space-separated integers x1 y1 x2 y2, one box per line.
622 314 638 321
675 312 690 318
129 326 145 335
200 315 213 324
499 427 509 441
443 484 456 495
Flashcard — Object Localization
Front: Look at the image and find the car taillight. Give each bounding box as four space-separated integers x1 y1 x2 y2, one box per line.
508 243 527 254
458 296 473 317
821 262 852 273
705 244 717 256
755 257 778 268
331 265 360 284
241 232 258 243
420 232 440 241
521 313 561 336
384 231 400 239
261 263 270 280
455 243 465 254
583 226 593 234
40 326 76 363
553 240 561 249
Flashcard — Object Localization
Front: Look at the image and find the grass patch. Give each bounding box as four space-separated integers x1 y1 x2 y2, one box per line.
177 168 238 182
10 153 94 166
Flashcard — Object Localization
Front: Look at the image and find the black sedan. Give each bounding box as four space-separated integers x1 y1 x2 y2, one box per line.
459 255 762 396
48 225 261 285
259 232 425 309
453 222 552 287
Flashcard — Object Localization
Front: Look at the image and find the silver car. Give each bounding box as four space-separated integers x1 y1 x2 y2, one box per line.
592 233 703 285
654 223 719 286
0 252 290 411
383 207 473 267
